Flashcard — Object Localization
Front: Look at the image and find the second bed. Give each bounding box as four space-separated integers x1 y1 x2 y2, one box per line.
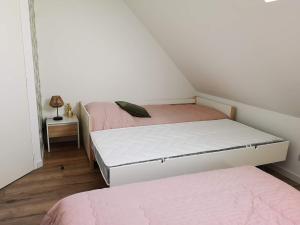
80 97 289 186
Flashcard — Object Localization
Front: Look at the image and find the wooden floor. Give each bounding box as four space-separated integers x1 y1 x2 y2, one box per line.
0 143 299 225
0 143 106 225
260 165 300 190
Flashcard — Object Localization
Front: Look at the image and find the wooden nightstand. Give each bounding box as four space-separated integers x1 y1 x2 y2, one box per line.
46 115 80 152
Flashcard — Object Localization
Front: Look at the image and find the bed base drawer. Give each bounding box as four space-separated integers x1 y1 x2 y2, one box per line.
107 141 289 186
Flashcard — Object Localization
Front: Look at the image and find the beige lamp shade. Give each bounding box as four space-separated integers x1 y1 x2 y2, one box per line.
49 96 64 108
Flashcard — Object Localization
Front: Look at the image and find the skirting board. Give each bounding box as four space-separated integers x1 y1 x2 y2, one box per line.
35 159 43 169
268 164 300 185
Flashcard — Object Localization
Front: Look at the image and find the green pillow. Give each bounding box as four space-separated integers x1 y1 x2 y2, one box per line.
115 101 151 118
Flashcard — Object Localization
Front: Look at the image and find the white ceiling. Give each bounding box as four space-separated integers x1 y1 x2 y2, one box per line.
125 0 300 117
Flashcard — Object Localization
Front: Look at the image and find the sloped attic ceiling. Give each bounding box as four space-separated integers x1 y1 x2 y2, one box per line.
124 0 300 117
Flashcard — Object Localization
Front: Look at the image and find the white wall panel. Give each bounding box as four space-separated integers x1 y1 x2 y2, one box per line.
35 0 195 118
125 0 300 117
198 92 300 183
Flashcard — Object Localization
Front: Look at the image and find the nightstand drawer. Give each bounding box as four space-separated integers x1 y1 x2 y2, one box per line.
48 124 77 138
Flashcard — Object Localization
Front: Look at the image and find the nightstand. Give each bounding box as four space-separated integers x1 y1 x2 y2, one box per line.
46 115 80 152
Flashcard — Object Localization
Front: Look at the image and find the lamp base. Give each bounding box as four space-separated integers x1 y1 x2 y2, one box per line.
53 116 63 121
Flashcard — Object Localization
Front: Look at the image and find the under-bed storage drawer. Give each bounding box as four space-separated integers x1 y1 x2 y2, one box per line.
108 141 289 186
48 124 77 138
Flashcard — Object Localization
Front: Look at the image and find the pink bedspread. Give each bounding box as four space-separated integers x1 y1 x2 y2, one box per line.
41 166 300 225
85 102 227 131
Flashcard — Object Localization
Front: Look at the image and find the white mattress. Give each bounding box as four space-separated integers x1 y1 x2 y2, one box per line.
91 119 283 168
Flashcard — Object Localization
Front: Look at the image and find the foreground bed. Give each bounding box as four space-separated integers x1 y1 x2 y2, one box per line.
41 166 300 225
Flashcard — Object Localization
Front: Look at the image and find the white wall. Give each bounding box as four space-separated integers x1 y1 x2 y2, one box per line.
125 0 300 117
198 92 300 183
123 0 300 182
35 0 195 118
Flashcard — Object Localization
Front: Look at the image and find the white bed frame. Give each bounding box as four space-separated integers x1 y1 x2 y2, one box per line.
80 97 289 186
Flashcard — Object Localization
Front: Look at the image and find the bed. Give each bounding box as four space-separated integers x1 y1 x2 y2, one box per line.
80 97 289 186
41 166 300 225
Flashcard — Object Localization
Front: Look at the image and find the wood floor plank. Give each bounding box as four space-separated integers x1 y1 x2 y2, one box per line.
0 144 105 225
1 214 45 225
259 166 300 187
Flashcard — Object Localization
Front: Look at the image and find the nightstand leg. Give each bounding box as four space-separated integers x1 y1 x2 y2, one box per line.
47 138 50 152
47 126 50 152
77 123 80 149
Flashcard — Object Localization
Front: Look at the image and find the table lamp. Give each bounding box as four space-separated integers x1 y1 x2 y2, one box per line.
49 96 64 120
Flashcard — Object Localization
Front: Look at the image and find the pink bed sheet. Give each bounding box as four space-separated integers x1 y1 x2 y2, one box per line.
41 166 300 225
85 102 228 131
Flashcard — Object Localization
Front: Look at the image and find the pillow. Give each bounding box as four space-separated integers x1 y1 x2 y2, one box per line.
115 101 151 118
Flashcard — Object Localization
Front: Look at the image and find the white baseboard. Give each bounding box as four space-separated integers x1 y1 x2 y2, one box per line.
35 159 43 169
268 164 300 185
